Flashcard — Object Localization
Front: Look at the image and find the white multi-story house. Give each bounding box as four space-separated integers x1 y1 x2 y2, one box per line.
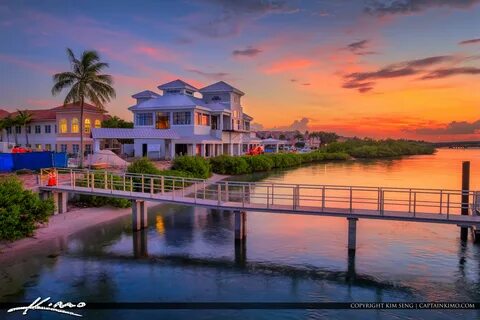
92 79 261 159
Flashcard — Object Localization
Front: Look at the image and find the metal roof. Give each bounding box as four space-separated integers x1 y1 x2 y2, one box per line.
157 79 198 92
199 81 244 95
91 128 180 139
132 90 160 99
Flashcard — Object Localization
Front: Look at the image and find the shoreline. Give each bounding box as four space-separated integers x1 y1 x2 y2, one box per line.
0 173 230 262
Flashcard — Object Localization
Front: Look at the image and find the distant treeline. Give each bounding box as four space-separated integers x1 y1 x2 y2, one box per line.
322 139 435 159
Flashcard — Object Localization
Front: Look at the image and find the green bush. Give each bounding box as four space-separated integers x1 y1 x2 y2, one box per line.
0 176 55 240
209 155 250 175
209 151 349 175
321 139 435 159
172 156 211 179
127 158 161 175
243 155 274 172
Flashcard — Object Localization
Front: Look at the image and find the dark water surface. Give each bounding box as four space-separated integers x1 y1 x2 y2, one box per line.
1 149 480 319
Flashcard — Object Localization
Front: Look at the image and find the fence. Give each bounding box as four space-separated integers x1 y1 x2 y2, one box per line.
0 152 68 172
42 168 480 219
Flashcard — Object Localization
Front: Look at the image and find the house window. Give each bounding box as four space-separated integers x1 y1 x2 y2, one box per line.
59 119 67 133
6 127 11 134
173 112 191 125
94 119 101 128
156 112 170 129
185 90 194 96
60 144 67 153
71 118 79 133
85 144 92 154
72 144 79 154
35 144 42 150
35 125 41 134
45 144 51 151
15 126 21 134
45 125 51 134
136 113 153 126
26 126 31 134
84 118 91 133
245 121 250 131
195 112 210 126
211 95 221 101
166 89 180 94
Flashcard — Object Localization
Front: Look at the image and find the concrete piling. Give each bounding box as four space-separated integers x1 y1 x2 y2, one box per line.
460 161 470 241
347 217 358 253
132 200 147 231
234 210 246 241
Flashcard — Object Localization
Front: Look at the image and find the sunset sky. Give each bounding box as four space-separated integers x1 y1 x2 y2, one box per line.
0 0 479 141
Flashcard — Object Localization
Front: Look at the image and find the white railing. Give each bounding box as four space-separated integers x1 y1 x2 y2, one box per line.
40 168 480 219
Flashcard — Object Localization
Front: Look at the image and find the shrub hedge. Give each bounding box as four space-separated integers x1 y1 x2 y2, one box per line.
0 176 55 240
209 151 349 175
172 156 211 179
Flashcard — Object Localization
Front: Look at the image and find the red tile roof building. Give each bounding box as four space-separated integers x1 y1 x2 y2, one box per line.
0 103 108 154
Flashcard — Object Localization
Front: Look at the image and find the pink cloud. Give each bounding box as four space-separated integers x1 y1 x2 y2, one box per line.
262 57 313 74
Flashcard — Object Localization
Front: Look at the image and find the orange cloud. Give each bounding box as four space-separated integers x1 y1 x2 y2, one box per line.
262 57 313 74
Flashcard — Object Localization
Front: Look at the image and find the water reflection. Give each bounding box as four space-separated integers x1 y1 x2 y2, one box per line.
2 149 480 320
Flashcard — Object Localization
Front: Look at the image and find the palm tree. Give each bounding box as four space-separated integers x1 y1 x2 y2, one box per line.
52 48 115 167
15 110 33 147
2 116 13 144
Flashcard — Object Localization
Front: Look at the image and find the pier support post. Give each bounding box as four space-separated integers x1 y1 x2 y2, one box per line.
132 200 147 231
52 191 68 215
460 161 470 241
234 210 246 241
234 210 247 265
347 218 358 254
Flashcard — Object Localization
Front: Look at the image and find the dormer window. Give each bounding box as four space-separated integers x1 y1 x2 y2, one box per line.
185 90 194 96
211 96 221 101
166 89 181 94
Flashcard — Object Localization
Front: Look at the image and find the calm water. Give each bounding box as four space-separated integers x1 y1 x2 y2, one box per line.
1 149 480 319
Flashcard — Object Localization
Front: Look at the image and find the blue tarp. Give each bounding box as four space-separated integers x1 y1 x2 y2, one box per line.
0 153 14 172
0 152 68 172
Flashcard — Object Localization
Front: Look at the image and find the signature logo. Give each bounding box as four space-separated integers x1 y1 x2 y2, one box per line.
7 297 86 317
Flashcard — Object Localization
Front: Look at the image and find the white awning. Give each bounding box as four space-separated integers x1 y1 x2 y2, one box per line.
91 128 180 139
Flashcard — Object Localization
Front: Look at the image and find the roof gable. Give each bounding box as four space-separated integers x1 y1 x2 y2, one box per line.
132 90 160 99
157 79 198 92
199 81 244 96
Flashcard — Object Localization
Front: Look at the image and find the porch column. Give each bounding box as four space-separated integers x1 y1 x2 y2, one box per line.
93 139 100 152
170 140 175 159
275 143 279 153
192 143 197 156
229 143 234 156
201 144 206 157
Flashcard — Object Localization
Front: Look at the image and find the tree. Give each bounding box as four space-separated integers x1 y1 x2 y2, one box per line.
52 48 115 167
279 133 286 140
294 132 304 141
15 110 33 147
1 116 14 144
101 115 133 129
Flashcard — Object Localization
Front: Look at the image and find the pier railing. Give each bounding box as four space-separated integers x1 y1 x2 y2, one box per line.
40 168 480 219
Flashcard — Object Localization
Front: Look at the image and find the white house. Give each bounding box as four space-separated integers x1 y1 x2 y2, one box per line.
91 79 261 159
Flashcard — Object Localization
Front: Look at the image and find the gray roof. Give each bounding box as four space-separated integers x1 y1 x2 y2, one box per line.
176 135 223 143
91 128 180 139
199 81 244 96
131 90 160 99
243 113 253 120
158 79 198 92
129 94 202 110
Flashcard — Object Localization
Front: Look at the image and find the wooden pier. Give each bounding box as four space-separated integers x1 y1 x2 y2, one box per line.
39 168 480 254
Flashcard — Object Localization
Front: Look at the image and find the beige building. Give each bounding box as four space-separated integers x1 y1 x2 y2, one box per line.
0 102 107 155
